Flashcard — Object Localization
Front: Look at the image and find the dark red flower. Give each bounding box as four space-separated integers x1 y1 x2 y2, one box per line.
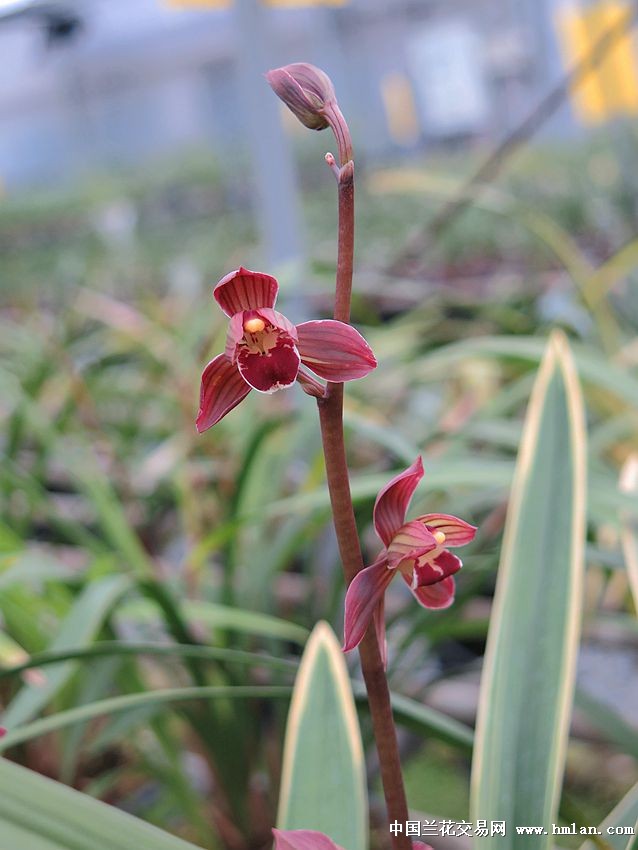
197 267 376 431
343 457 477 656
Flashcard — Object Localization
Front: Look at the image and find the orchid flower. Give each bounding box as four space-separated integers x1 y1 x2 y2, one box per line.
343 457 477 654
196 267 377 431
273 829 432 850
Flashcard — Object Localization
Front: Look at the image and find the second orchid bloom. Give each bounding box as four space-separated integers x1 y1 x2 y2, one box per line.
343 457 477 654
197 267 377 431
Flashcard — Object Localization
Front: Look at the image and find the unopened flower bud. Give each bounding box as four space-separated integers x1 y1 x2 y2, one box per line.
266 63 336 131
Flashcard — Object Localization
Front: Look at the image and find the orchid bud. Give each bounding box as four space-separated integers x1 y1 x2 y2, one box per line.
266 63 336 131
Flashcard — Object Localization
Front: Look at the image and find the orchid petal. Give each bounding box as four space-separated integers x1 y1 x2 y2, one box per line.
225 308 298 362
196 354 251 432
272 829 345 850
213 267 278 317
343 558 394 652
413 550 462 587
417 513 477 547
404 574 456 609
254 307 298 338
225 311 245 360
237 336 300 393
413 844 435 850
296 320 377 381
386 520 438 569
373 457 424 547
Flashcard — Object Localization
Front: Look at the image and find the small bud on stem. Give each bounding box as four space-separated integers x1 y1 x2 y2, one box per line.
266 63 353 165
325 152 341 182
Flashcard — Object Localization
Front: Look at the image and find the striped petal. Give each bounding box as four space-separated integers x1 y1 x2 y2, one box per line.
412 550 462 587
196 354 251 432
386 520 438 570
273 830 344 850
224 311 246 361
343 557 394 652
404 574 456 610
213 267 278 317
373 457 424 548
418 513 477 547
296 320 377 381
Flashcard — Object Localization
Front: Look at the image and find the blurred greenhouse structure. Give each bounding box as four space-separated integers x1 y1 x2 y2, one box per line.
2 0 636 192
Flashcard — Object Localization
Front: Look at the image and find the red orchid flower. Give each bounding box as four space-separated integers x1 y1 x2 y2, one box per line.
343 457 477 654
196 267 377 431
273 829 432 850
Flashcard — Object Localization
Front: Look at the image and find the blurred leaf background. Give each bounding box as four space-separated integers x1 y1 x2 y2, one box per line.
1 127 638 849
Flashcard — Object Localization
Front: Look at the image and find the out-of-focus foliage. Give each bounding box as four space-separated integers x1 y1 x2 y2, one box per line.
1 137 637 848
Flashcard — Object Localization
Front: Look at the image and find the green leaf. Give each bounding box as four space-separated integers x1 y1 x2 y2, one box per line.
117 599 309 645
0 641 296 680
414 335 638 409
0 757 204 850
0 550 79 590
579 781 638 850
0 685 291 751
352 683 474 752
574 689 638 760
386 690 474 752
277 621 368 850
470 332 587 849
2 575 131 728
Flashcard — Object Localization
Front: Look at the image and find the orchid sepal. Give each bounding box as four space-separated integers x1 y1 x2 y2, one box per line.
373 456 424 548
343 557 393 653
196 354 251 433
213 267 279 317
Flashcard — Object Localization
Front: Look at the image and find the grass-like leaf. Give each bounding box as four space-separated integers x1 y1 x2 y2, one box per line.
0 685 291 751
277 621 368 850
2 575 131 728
579 780 638 850
0 757 204 850
471 331 587 849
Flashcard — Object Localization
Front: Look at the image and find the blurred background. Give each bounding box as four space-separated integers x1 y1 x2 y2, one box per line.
2 1 638 849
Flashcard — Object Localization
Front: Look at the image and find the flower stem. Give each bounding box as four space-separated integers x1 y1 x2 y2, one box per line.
316 148 411 849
